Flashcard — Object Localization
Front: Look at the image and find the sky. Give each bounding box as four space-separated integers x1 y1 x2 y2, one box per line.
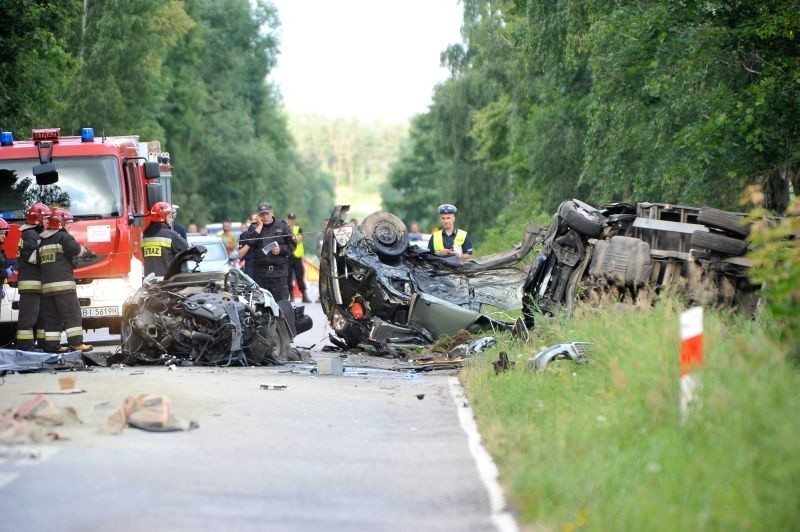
268 0 464 123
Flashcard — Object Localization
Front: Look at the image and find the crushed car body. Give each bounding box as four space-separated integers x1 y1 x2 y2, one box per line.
120 246 312 366
319 205 543 349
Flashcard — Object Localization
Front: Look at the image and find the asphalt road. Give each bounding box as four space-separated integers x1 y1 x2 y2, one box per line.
0 283 517 531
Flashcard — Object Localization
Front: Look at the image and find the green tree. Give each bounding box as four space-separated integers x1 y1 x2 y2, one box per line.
0 1 82 134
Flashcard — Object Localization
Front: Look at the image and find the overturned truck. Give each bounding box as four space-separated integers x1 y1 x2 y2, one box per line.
320 201 759 352
524 200 758 317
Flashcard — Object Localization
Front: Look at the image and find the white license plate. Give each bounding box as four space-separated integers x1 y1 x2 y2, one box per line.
81 306 119 318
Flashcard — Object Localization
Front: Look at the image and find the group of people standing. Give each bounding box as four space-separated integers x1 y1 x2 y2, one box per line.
11 203 95 353
141 200 309 304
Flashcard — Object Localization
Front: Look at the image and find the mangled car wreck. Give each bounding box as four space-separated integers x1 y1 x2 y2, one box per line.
120 246 312 365
320 201 759 353
320 205 540 349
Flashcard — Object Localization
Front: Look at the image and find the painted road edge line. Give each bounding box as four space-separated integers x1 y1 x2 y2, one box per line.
448 376 518 532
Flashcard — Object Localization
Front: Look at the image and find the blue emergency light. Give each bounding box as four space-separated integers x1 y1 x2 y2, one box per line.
81 127 95 142
0 132 13 146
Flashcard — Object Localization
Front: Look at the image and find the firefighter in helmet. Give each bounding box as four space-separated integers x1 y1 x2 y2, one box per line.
141 202 188 278
15 203 51 350
38 207 95 352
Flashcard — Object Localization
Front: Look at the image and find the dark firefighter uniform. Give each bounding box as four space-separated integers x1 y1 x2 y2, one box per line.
141 222 189 278
243 218 295 301
37 228 93 352
15 224 44 350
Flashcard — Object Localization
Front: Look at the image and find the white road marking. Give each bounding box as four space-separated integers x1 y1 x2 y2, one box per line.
0 472 20 490
448 376 518 532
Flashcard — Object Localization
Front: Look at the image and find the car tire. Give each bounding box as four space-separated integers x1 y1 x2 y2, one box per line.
358 212 409 257
690 230 748 256
697 207 750 238
558 200 606 237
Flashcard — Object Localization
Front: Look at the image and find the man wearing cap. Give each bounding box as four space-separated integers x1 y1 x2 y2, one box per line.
286 213 310 303
240 202 295 301
428 203 473 260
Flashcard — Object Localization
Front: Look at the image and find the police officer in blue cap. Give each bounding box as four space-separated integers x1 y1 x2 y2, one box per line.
428 203 473 260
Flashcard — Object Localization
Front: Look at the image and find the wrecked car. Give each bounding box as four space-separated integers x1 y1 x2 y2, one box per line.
319 205 541 350
120 246 312 365
523 199 760 317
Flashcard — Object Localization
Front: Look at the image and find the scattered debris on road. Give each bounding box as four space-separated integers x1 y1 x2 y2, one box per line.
105 394 198 434
0 394 80 444
527 342 592 372
260 384 288 390
492 352 514 375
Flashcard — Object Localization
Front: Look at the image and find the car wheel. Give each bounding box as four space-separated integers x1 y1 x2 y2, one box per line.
358 212 409 257
690 230 748 256
697 207 750 238
558 200 606 237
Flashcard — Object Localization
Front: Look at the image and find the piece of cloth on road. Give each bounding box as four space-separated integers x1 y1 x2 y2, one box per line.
0 394 80 444
105 394 198 434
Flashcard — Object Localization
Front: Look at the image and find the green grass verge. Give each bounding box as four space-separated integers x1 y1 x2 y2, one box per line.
460 299 799 530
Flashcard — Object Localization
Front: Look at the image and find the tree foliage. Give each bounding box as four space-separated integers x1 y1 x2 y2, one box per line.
0 0 332 228
386 0 800 247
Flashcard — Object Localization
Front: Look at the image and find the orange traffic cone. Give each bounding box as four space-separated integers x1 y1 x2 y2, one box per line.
292 280 302 300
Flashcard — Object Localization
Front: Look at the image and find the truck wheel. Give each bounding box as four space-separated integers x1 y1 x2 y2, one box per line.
358 212 409 257
697 207 750 238
558 200 606 237
691 230 748 256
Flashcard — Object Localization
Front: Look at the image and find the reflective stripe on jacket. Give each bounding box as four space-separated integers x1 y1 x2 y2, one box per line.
39 230 82 295
432 229 467 251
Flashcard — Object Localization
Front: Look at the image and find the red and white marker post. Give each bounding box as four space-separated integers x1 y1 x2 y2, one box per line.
679 306 704 421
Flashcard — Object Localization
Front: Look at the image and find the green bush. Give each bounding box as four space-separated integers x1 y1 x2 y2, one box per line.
745 188 800 362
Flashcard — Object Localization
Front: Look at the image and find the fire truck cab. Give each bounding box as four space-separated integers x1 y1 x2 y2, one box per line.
0 127 172 345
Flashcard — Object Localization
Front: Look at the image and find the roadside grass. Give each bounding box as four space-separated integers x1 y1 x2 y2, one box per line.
461 298 799 530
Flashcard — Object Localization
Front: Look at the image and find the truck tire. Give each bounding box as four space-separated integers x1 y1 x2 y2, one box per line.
558 200 606 237
697 207 750 238
691 230 748 256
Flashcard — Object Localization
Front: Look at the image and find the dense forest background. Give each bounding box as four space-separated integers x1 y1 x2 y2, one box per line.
0 0 342 231
384 0 800 243
2 0 799 248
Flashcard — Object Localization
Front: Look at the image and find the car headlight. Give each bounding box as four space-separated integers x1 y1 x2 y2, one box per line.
331 308 349 331
334 226 353 247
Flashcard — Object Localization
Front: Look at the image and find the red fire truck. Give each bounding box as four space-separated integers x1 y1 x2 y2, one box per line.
0 127 173 344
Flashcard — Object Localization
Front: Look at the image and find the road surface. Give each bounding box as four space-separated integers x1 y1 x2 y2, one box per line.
0 283 517 531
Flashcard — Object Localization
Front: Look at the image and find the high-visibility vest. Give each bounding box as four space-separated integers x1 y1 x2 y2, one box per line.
292 225 304 257
432 229 467 251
